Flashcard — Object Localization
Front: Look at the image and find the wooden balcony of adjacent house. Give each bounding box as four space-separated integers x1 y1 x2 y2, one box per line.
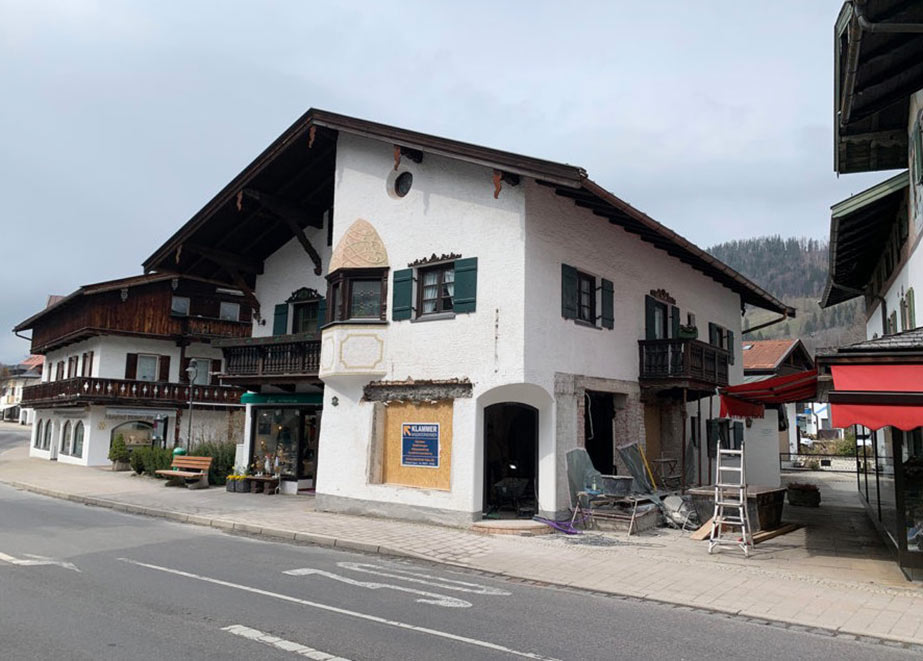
216 333 322 388
638 338 730 400
21 377 245 409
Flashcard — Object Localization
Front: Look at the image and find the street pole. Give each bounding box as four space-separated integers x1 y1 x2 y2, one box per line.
185 363 197 450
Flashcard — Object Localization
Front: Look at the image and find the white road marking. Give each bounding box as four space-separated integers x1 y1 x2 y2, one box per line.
334 562 512 595
222 624 351 660
120 558 561 661
283 566 471 608
0 551 80 572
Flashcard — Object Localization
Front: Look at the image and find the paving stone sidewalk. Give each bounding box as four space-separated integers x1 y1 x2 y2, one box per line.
2 440 923 646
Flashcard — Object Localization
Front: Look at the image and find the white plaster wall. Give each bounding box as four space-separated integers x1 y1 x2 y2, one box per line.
866 90 923 339
185 407 241 446
315 133 529 515
522 180 745 394
44 336 223 383
745 413 782 488
252 225 331 338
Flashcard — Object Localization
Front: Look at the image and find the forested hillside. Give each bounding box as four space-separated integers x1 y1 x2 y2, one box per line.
706 236 865 354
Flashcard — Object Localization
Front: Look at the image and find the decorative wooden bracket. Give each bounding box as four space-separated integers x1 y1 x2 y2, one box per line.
223 268 262 322
239 188 324 275
492 170 520 199
393 145 424 171
308 125 317 149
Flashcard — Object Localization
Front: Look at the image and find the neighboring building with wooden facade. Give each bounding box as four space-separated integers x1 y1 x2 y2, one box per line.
817 1 923 579
0 355 43 424
13 274 249 466
143 109 793 524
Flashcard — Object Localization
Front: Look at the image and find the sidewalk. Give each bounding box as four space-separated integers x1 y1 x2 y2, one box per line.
2 440 923 647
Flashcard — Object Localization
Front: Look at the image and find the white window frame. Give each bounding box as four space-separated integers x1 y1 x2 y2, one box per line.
187 358 211 385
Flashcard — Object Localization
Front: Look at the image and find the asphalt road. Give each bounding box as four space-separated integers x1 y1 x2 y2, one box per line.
0 462 917 660
0 423 29 454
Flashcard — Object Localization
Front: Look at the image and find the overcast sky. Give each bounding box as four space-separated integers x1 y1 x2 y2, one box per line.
0 1 892 363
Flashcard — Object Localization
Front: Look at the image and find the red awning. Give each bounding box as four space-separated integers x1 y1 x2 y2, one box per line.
719 369 818 419
830 364 923 431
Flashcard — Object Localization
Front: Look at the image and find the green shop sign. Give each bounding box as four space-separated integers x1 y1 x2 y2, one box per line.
240 393 324 406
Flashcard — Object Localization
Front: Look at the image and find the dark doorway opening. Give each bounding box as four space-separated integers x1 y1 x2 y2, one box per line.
483 403 538 518
584 391 614 474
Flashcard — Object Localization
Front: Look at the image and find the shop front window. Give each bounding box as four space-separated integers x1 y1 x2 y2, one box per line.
111 421 154 451
252 409 300 478
73 422 85 458
902 428 923 553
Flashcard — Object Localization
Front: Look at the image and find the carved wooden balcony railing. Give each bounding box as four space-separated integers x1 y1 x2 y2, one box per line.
218 333 322 381
21 377 244 408
638 338 729 388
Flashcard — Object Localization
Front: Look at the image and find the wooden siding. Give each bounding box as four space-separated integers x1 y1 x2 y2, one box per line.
29 279 251 353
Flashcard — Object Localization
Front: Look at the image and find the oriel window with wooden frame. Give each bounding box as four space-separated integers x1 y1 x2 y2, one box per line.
326 268 389 323
419 263 455 315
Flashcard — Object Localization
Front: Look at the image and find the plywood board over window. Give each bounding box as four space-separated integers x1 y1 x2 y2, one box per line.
381 401 453 491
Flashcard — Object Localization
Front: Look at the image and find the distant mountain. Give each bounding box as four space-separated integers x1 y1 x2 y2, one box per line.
706 236 865 354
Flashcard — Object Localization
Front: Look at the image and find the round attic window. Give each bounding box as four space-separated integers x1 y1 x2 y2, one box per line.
394 171 413 197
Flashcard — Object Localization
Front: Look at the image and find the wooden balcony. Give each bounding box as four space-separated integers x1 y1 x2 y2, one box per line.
21 377 244 409
638 338 729 398
217 333 322 386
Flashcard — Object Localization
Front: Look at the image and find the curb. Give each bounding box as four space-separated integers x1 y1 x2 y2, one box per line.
2 477 922 651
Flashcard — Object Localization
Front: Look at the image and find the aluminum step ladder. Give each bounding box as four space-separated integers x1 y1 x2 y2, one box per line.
708 446 753 557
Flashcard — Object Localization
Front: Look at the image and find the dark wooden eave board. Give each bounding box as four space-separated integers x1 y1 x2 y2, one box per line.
538 181 793 316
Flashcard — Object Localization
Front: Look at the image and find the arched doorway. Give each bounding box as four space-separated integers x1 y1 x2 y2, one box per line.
483 403 538 517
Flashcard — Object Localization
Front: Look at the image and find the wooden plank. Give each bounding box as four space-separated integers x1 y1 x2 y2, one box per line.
690 517 713 540
752 523 801 545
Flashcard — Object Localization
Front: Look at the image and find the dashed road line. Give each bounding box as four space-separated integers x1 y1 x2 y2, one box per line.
222 624 351 660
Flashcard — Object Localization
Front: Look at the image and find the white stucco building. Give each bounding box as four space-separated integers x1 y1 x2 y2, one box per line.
13 274 248 466
0 355 42 424
816 1 923 579
143 109 793 524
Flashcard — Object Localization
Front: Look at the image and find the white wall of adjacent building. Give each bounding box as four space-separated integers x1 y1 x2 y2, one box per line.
866 90 923 340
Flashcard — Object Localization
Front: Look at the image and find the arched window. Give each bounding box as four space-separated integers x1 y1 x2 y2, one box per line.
35 420 43 448
61 421 72 456
110 421 154 451
73 422 85 458
43 420 53 450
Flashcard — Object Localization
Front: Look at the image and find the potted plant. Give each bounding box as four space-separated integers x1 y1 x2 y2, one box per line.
226 474 238 492
787 482 820 507
108 435 131 471
677 324 698 339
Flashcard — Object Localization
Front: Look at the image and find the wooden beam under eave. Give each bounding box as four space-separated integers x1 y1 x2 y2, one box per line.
241 188 324 229
185 244 264 275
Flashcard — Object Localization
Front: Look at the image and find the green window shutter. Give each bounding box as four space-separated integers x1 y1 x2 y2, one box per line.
909 288 916 329
561 264 577 319
600 278 614 329
644 295 657 340
727 330 735 364
317 298 327 327
454 258 478 313
914 123 923 184
670 306 680 339
392 268 414 320
732 421 744 450
708 322 718 346
272 303 289 336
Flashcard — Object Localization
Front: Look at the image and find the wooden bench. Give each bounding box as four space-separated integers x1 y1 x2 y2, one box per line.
155 455 213 489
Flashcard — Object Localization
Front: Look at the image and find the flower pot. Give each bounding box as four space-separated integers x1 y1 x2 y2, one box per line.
237 478 251 493
111 460 131 472
226 481 236 492
787 487 820 507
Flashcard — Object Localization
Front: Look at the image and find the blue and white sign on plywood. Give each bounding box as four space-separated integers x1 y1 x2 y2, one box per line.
401 423 440 467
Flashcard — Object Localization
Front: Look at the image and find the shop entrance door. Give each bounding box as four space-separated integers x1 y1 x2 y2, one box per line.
300 411 320 489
